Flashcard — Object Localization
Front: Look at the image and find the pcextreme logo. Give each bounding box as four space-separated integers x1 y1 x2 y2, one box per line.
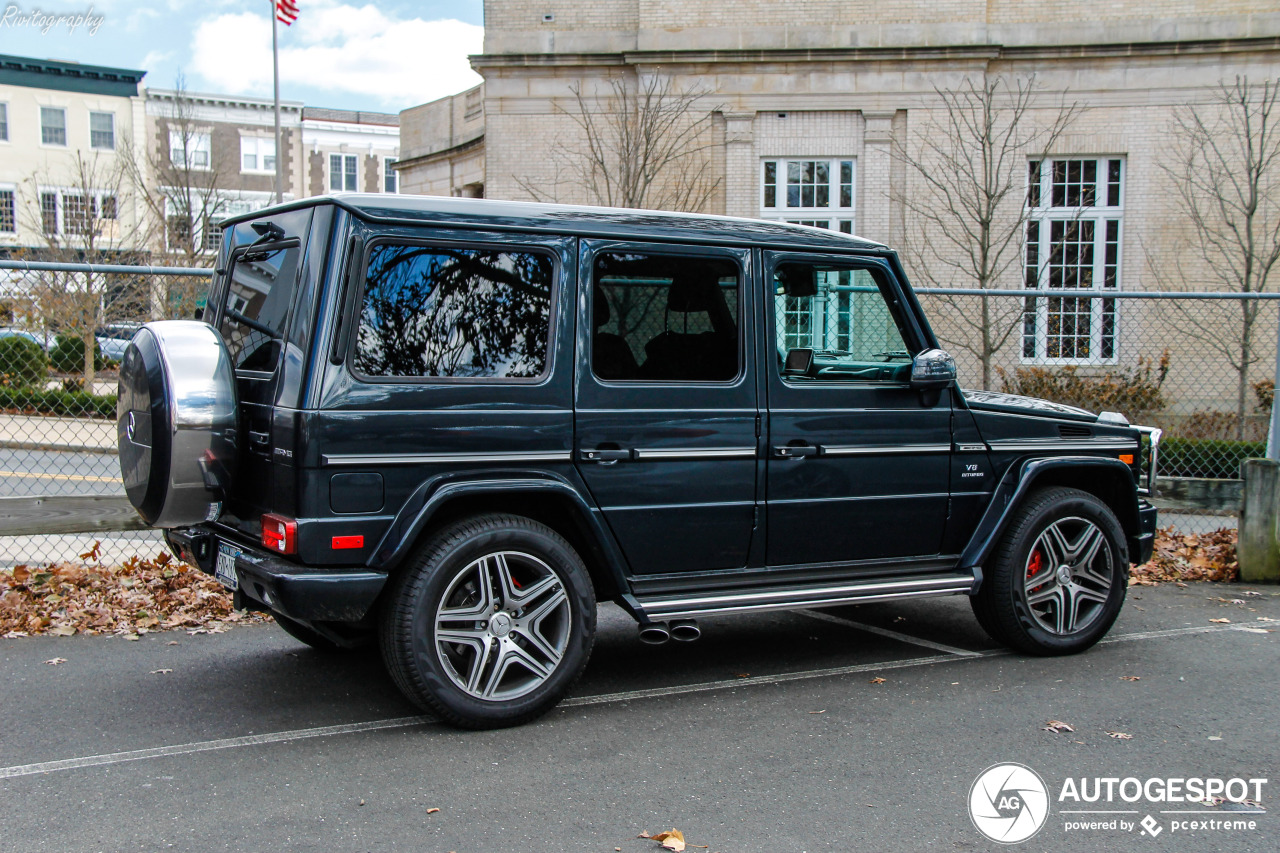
968 763 1269 844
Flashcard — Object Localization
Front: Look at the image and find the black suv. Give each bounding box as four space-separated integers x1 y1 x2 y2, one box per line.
118 195 1159 728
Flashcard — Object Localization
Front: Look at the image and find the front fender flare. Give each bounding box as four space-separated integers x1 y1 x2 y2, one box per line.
959 456 1140 582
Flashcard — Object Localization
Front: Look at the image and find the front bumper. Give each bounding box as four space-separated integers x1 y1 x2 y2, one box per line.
164 527 387 622
1130 499 1158 566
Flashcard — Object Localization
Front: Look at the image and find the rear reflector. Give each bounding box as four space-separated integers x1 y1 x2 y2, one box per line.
261 513 297 555
332 535 364 550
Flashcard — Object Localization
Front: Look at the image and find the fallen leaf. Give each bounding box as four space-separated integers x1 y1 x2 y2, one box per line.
167 641 179 646
1208 735 1223 741
1237 627 1271 634
809 710 826 714
637 830 652 839
1120 675 1141 681
869 677 886 684
652 829 686 852
358 799 365 806
1243 591 1262 597
734 673 750 678
43 657 66 666
1210 618 1231 624
150 668 172 674
426 808 440 814
1106 731 1133 739
1043 720 1075 733
46 625 76 636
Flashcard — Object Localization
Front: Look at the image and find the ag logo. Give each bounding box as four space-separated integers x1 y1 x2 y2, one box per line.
969 763 1050 844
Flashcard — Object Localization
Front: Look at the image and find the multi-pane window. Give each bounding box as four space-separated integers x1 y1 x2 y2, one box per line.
0 188 15 233
383 159 398 193
203 221 223 253
760 159 855 233
89 111 115 150
169 130 212 169
240 137 276 173
1023 158 1124 364
39 188 116 236
40 107 66 146
0 104 8 142
330 154 359 192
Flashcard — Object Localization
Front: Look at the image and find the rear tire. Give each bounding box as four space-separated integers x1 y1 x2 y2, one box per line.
379 514 596 729
972 486 1127 655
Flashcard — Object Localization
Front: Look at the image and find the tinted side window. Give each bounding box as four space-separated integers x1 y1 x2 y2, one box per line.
221 243 301 372
353 243 553 379
773 262 911 382
592 252 740 382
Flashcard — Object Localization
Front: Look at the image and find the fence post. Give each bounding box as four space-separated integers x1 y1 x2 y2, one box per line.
1238 458 1280 583
1269 302 1280 460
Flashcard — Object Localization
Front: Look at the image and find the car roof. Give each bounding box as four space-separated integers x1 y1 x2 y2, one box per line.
221 193 889 253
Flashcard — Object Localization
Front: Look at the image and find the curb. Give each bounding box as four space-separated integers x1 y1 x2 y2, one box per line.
0 441 117 455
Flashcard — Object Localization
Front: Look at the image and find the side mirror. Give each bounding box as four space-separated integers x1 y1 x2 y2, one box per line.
775 265 818 298
910 348 956 390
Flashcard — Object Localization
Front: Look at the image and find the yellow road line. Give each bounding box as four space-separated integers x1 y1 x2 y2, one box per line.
0 470 119 483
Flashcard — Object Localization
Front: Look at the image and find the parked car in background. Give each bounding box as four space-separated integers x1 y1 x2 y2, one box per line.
0 327 55 352
96 323 143 363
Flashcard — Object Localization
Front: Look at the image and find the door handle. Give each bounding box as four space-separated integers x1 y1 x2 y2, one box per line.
579 448 632 463
249 430 270 449
773 444 819 459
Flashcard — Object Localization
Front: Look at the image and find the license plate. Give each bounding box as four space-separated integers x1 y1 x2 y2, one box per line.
214 543 242 591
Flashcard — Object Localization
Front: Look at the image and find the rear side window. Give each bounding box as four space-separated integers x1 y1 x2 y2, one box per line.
220 242 302 372
353 243 554 379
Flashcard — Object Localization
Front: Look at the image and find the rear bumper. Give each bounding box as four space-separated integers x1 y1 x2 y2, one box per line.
164 527 387 623
1130 499 1158 566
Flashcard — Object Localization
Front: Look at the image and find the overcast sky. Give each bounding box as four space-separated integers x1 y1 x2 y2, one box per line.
0 0 485 112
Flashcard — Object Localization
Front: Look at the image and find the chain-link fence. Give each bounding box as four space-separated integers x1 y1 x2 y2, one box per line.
3 258 1272 567
1 260 210 568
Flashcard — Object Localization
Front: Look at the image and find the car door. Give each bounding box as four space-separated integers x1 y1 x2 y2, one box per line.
574 240 759 575
763 252 953 569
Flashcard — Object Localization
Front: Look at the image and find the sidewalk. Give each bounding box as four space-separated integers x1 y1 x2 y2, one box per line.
0 413 116 453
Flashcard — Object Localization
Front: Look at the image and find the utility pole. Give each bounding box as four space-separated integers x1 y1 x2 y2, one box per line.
271 0 283 204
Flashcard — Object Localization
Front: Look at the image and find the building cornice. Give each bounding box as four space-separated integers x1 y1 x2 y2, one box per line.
472 35 1280 70
0 53 144 97
394 134 484 170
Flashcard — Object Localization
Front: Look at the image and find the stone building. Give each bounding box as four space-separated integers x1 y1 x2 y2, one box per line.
396 1 1280 423
302 107 401 198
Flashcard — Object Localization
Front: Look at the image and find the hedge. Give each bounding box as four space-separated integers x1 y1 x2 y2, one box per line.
0 386 116 419
0 336 49 388
50 335 106 374
1159 436 1266 479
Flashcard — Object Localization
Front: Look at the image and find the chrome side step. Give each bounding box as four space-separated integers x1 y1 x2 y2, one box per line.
635 573 976 620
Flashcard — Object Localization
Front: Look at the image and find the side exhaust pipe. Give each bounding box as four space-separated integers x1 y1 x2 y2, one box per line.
669 619 701 642
638 622 671 645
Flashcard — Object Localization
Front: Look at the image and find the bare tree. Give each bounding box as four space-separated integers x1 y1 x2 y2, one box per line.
516 73 721 212
1147 77 1280 439
892 74 1080 389
22 151 146 387
121 77 226 317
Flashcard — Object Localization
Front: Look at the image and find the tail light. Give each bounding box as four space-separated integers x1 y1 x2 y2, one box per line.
261 513 297 555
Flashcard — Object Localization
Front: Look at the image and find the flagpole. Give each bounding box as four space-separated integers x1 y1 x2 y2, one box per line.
271 0 283 204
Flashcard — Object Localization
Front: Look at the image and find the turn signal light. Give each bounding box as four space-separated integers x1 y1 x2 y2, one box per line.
1119 454 1135 465
261 513 297 555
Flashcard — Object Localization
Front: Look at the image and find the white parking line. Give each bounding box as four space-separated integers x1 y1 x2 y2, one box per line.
798 609 984 656
0 623 1251 781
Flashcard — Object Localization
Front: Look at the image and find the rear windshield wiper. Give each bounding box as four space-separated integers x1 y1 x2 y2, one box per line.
223 308 280 339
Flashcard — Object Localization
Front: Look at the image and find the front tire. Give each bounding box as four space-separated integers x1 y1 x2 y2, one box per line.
972 486 1127 655
379 514 596 729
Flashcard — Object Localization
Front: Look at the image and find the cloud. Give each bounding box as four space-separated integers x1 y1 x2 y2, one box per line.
188 2 482 109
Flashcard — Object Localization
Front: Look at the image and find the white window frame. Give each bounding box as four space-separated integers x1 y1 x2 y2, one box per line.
383 158 398 193
0 103 9 143
37 186 117 237
0 183 16 234
240 136 277 174
759 158 856 234
1022 157 1125 366
330 153 359 192
169 129 212 170
40 106 67 147
89 111 115 150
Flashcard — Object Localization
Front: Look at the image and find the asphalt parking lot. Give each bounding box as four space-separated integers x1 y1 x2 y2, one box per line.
1 583 1276 853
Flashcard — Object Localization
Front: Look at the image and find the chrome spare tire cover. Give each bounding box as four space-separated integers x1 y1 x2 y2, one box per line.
117 321 237 528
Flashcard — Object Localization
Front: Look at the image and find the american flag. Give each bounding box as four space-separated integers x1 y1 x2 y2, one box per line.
276 0 298 25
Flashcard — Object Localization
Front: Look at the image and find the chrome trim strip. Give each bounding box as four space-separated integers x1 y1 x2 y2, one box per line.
632 447 757 460
1133 425 1163 495
322 451 572 467
820 443 951 457
955 443 988 453
650 588 972 619
640 575 975 617
986 440 1137 452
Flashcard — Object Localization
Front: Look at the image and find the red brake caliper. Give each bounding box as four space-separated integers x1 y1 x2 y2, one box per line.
1027 548 1045 593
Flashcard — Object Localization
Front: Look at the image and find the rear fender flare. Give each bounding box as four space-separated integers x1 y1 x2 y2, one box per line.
368 472 633 602
960 456 1140 581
